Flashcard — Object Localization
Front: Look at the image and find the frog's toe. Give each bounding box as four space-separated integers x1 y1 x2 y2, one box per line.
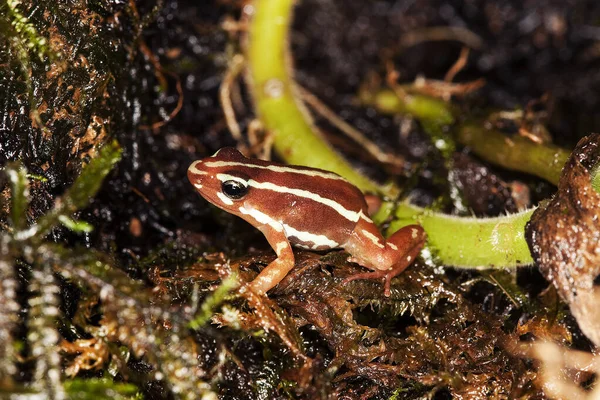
342 269 393 297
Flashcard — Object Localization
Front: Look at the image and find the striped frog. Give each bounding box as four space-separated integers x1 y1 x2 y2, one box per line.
188 148 425 296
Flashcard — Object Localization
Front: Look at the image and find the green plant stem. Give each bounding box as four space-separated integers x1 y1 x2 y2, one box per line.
6 163 29 232
389 203 535 267
247 0 383 195
362 87 455 132
457 123 570 185
361 87 458 158
363 88 571 185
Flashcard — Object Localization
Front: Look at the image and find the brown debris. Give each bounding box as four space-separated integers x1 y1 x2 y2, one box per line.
516 341 600 399
271 253 532 397
526 133 600 346
61 338 110 377
452 153 520 215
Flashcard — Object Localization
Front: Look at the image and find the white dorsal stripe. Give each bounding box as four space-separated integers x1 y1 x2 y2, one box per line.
204 160 346 181
188 161 209 175
216 173 360 223
217 174 247 185
294 243 312 250
283 223 339 249
359 210 372 223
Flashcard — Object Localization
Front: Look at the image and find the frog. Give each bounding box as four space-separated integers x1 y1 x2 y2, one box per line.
188 147 426 296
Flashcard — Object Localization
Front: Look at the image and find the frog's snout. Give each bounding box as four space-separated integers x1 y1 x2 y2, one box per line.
188 160 207 190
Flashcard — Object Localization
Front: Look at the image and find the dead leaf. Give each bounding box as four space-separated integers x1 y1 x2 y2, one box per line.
526 133 600 346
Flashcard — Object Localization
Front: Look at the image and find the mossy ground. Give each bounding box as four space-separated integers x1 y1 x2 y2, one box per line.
1 1 600 399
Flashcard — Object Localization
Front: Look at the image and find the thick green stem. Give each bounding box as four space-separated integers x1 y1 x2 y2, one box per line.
389 203 535 267
363 88 455 131
247 0 383 195
363 87 457 157
457 123 570 185
386 162 600 268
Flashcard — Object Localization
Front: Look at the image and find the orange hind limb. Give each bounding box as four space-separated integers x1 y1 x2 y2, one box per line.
343 224 426 297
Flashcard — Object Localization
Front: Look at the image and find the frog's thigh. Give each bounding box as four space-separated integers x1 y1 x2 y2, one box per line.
249 225 295 295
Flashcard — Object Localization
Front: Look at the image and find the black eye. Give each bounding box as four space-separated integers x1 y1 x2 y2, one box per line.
221 180 248 199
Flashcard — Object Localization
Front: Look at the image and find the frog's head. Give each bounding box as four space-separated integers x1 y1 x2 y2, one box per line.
188 147 252 214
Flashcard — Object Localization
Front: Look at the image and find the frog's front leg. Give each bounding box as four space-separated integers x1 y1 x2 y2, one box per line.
248 224 295 295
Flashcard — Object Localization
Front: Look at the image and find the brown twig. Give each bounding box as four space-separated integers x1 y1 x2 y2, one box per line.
137 40 184 130
247 119 274 160
399 26 484 50
411 76 486 100
444 47 470 82
219 54 249 154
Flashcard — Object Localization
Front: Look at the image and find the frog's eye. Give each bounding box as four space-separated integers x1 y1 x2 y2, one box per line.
221 180 248 199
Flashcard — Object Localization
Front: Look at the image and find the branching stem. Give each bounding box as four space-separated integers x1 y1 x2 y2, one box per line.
245 0 586 270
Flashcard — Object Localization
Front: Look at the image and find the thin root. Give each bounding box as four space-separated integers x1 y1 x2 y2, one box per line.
220 53 249 154
299 86 406 169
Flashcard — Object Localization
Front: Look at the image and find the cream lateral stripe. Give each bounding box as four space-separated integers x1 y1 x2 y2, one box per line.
239 205 338 248
282 223 339 249
216 173 360 223
275 241 288 255
205 160 347 181
216 192 234 205
239 206 284 232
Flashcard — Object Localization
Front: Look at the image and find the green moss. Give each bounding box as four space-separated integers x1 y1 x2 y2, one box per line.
64 378 140 400
188 272 239 329
20 140 122 241
4 0 56 62
6 162 29 232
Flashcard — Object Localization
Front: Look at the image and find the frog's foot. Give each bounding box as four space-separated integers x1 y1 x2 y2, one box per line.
342 268 398 297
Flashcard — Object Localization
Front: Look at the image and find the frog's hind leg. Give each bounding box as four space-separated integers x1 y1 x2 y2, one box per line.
343 225 426 297
386 225 426 265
